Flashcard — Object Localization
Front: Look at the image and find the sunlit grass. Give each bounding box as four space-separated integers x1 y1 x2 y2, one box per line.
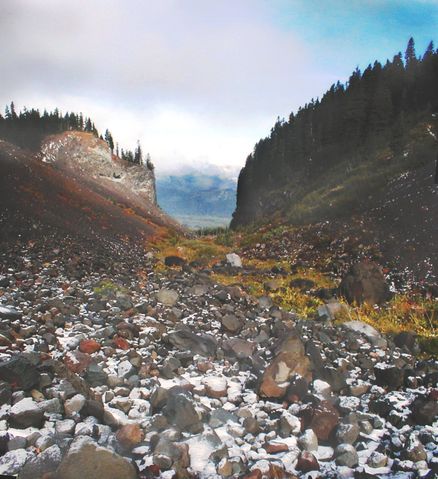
150 225 437 356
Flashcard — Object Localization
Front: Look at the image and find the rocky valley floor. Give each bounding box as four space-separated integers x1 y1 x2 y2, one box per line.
0 235 437 479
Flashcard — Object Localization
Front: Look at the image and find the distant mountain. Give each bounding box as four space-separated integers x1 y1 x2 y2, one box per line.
157 174 236 229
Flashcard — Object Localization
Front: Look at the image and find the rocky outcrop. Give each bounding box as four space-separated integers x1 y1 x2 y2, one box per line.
41 132 157 205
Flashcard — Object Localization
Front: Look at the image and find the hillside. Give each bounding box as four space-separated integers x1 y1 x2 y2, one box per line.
231 40 438 279
0 131 182 254
157 174 236 229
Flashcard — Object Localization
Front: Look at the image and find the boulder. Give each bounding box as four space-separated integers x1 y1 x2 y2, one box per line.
258 333 311 398
220 314 243 334
296 451 320 472
56 436 138 479
19 444 62 479
339 261 392 305
411 395 438 425
64 351 92 374
163 388 202 433
298 429 318 451
343 321 387 348
79 339 101 354
116 423 144 450
84 363 108 387
166 329 217 356
9 398 44 428
156 289 179 307
222 338 257 359
335 443 358 467
374 365 403 390
226 253 242 268
302 401 340 442
164 256 186 267
203 376 228 398
0 449 33 476
0 306 22 320
0 356 40 390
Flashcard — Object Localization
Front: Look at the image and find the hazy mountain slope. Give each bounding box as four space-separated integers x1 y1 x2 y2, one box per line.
0 132 182 251
157 174 236 228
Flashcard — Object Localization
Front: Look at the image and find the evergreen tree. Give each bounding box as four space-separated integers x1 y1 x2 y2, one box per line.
405 37 417 67
104 129 114 152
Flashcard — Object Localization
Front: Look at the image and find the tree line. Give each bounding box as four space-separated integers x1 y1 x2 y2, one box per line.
233 38 438 225
0 103 153 169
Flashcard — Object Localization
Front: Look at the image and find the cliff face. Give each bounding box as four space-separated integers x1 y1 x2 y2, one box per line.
41 132 157 206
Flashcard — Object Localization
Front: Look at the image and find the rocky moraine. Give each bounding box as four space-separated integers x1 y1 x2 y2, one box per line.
0 237 436 479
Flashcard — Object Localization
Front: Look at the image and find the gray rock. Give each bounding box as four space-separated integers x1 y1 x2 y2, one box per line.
56 436 137 479
19 444 62 479
163 389 202 433
117 360 135 379
0 306 21 320
335 443 358 467
55 419 76 436
220 314 243 334
85 363 108 387
156 289 179 307
226 253 242 268
343 321 387 348
64 394 86 417
9 398 44 428
222 338 256 359
298 429 318 451
336 423 359 445
0 449 33 476
367 451 388 468
166 329 217 356
0 356 40 391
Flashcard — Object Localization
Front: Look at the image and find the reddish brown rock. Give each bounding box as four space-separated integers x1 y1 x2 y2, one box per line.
116 423 144 449
265 442 289 454
64 351 92 374
296 451 320 472
203 376 228 399
302 401 340 441
196 361 213 373
268 464 298 479
259 333 311 399
79 339 101 354
113 336 130 351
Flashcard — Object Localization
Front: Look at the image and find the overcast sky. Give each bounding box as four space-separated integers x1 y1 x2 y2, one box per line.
1 0 437 177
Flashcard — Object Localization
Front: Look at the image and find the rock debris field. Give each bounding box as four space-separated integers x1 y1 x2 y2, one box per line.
0 239 436 479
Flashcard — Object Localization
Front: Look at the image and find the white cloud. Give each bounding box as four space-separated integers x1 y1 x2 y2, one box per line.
0 0 338 175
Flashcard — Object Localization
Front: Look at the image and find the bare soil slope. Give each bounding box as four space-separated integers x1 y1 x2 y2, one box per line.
0 133 182 253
